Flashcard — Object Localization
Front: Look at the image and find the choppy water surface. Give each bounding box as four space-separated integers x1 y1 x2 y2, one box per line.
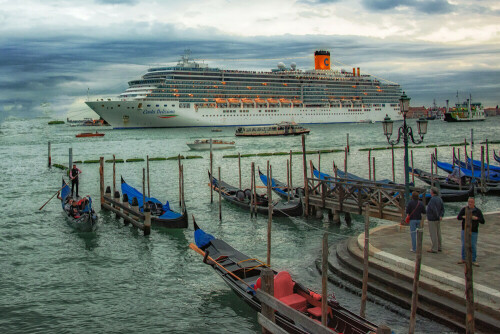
1 117 499 333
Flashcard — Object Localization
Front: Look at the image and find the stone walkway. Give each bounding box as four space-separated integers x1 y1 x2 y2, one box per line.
363 211 500 314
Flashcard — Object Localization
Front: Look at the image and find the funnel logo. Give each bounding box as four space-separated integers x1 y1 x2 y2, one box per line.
314 54 331 70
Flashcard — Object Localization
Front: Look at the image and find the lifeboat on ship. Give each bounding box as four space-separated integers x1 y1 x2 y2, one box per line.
267 98 279 105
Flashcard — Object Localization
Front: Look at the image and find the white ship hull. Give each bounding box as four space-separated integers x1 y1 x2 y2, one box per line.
86 100 403 129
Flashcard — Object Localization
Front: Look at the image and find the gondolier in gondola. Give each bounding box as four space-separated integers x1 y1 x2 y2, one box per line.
70 164 82 197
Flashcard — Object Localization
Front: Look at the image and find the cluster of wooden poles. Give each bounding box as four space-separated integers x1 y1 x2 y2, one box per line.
98 155 186 236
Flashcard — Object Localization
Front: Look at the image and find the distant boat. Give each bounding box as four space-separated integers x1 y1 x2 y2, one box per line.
187 139 235 150
211 129 222 132
359 119 375 124
444 97 485 122
76 132 105 138
235 122 310 137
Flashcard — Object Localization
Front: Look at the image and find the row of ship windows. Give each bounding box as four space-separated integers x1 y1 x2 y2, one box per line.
201 113 364 117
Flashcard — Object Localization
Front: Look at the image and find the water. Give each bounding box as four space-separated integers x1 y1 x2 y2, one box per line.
1 117 499 333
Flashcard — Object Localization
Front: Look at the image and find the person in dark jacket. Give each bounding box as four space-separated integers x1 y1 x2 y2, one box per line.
426 187 445 253
457 197 485 266
406 191 426 252
70 164 82 197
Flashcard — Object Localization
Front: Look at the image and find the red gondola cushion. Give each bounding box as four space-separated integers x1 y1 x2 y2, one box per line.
279 294 307 312
307 306 322 318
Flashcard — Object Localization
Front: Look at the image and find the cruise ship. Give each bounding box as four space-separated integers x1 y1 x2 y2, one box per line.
85 50 404 128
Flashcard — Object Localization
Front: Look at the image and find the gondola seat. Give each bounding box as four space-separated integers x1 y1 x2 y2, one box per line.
253 271 307 312
307 306 322 318
274 271 307 312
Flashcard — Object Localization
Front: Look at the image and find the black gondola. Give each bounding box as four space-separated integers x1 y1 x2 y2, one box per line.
190 220 378 334
257 168 302 200
209 171 303 217
410 167 500 196
121 177 188 228
494 150 500 164
60 178 98 232
313 165 474 202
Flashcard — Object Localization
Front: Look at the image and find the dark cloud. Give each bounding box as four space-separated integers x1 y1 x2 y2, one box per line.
362 0 454 14
1 32 499 124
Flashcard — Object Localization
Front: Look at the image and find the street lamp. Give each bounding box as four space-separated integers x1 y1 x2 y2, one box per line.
381 92 428 202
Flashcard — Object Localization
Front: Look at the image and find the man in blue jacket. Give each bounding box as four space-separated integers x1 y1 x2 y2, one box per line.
457 197 485 266
426 187 444 253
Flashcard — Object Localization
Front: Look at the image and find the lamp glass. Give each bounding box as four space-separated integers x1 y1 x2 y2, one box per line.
382 115 393 137
399 92 411 113
417 118 428 136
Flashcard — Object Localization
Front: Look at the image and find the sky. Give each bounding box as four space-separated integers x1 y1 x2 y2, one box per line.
1 0 499 122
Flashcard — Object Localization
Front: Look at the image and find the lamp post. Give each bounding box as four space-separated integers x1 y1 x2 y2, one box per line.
382 92 428 202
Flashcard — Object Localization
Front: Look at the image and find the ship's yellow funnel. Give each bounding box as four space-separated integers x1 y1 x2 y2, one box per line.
314 50 330 70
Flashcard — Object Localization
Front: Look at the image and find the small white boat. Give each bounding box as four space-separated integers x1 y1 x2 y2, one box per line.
187 139 235 151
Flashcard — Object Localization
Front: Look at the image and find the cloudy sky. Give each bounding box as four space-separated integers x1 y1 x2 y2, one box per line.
1 0 499 121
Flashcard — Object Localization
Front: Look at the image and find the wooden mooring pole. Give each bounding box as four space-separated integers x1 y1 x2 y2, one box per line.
464 207 475 334
458 148 462 190
261 268 275 334
486 139 490 181
181 164 185 211
113 154 116 195
287 159 291 202
368 149 371 181
238 153 242 190
250 162 255 218
408 214 426 334
143 203 151 236
48 142 51 168
372 157 376 182
481 146 485 193
434 148 438 174
147 155 150 198
218 167 222 221
142 168 146 207
266 161 272 266
289 150 293 196
318 150 321 175
302 134 309 216
321 232 328 326
178 154 182 207
210 138 213 203
430 154 435 188
346 133 350 153
344 147 348 176
360 203 370 318
99 157 104 205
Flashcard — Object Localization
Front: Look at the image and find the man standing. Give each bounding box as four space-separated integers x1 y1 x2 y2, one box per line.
426 187 445 253
457 197 485 267
70 164 82 198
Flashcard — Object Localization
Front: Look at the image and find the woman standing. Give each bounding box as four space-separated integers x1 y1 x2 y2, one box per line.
406 192 426 252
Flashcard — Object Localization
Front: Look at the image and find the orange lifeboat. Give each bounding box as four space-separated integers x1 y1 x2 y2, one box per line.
255 98 266 104
292 99 302 104
279 98 291 104
215 98 227 103
267 98 279 104
242 98 254 104
228 98 240 104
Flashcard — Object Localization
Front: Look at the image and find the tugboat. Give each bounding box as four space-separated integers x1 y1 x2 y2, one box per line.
235 122 310 137
75 131 105 138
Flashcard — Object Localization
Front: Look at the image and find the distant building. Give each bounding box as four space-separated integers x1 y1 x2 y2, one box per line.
407 106 427 118
484 106 499 116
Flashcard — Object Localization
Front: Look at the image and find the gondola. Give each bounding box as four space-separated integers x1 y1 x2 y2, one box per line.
314 166 473 202
209 172 303 217
189 221 378 334
60 179 98 232
436 160 500 182
410 167 500 196
494 150 500 164
258 168 302 200
454 155 500 173
121 177 188 228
